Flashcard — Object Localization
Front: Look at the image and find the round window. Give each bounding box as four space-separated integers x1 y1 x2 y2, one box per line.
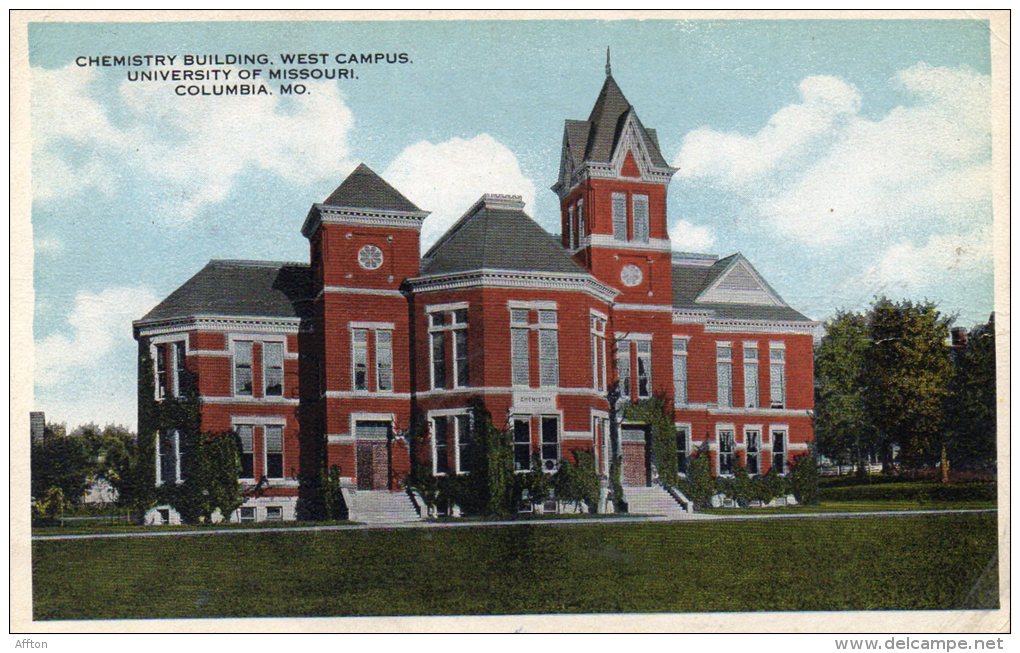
620 264 643 287
358 245 384 270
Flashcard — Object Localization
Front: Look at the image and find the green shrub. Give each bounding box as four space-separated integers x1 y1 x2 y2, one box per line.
820 482 996 503
680 444 715 510
552 450 600 513
754 468 785 505
789 453 820 505
516 453 551 512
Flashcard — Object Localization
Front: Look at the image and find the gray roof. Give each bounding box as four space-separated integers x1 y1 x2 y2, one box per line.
671 255 814 322
323 163 422 213
137 260 314 323
421 199 587 276
566 75 668 167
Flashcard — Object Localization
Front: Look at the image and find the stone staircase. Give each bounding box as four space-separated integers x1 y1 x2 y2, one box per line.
623 485 696 519
343 489 422 524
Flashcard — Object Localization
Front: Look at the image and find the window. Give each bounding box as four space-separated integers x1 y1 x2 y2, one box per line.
636 339 652 398
156 430 180 486
157 508 170 525
676 425 689 475
234 341 253 396
632 194 649 243
744 344 758 408
590 315 607 392
239 506 256 523
510 309 530 387
772 429 787 474
429 307 468 390
266 506 283 521
264 425 283 479
716 344 732 408
433 418 450 475
538 311 559 388
673 338 688 405
612 192 628 241
541 417 559 471
263 342 284 397
746 429 761 475
455 414 472 474
172 341 186 397
513 418 531 472
376 330 393 392
718 429 735 475
352 329 369 391
577 199 586 241
567 205 575 249
770 343 786 409
617 344 631 398
237 424 254 480
155 344 168 400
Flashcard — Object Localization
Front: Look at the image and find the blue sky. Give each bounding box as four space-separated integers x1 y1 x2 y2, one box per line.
28 18 995 430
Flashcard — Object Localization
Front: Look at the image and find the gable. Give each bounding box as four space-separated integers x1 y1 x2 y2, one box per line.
697 257 784 306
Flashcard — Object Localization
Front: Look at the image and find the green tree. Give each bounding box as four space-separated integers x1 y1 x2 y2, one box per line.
518 453 551 512
789 452 820 505
552 450 600 513
680 443 715 510
864 298 954 470
815 310 878 476
165 431 244 524
30 429 91 504
947 315 997 471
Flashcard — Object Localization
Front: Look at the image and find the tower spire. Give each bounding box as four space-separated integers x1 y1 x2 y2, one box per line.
605 46 612 76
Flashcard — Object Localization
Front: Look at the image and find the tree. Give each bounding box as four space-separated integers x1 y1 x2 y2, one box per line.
789 452 820 505
30 429 91 504
947 314 997 471
164 431 244 524
815 310 878 477
864 298 954 470
680 443 715 510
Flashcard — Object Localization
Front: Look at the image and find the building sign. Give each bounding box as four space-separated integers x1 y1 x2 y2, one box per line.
511 391 557 413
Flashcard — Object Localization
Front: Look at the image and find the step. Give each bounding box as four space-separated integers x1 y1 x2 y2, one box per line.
344 489 422 524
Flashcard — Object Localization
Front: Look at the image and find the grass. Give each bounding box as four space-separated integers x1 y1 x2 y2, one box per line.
32 513 998 619
701 499 997 515
31 519 357 536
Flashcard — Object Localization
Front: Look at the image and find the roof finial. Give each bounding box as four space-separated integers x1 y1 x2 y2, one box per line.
605 46 612 76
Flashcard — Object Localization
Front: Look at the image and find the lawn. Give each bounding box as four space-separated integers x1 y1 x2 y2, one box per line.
32 513 998 619
701 500 996 515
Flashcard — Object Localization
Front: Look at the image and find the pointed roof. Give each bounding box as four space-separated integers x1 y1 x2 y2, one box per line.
420 195 587 276
322 163 422 213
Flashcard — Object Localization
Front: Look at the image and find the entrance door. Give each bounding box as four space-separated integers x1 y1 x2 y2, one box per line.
355 421 391 490
620 425 651 487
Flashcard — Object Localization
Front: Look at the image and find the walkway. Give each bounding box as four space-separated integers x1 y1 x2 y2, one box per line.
31 508 996 542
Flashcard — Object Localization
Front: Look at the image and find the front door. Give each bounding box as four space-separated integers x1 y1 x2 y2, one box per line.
620 425 651 487
355 421 391 490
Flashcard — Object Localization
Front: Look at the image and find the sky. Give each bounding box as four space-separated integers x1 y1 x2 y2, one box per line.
27 18 995 431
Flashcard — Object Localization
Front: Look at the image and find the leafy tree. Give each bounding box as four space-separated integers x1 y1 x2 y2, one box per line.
947 315 997 471
518 453 551 512
864 298 954 470
30 430 91 504
754 467 785 505
680 443 715 510
465 400 515 516
815 310 878 476
789 452 820 505
552 450 600 513
730 464 754 507
164 431 243 524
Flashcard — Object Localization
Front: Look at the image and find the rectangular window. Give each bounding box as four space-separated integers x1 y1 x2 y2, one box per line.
577 199 586 241
541 417 559 471
717 344 732 408
511 326 530 387
263 342 284 397
513 418 531 472
772 429 787 474
455 414 472 474
430 331 446 390
237 424 255 480
172 341 186 397
376 330 393 392
454 329 469 388
156 430 179 486
155 343 168 400
264 425 283 479
617 345 631 398
632 194 649 243
770 344 786 409
239 507 256 523
612 192 628 241
538 327 559 387
266 506 283 521
676 425 689 475
591 316 607 392
673 339 688 405
746 429 761 475
352 329 368 391
744 344 758 408
636 339 652 398
433 418 450 475
234 341 253 396
567 205 575 249
718 429 735 475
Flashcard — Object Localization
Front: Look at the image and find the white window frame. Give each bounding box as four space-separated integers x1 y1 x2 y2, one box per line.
351 327 369 391
590 312 608 392
673 337 689 406
453 412 473 476
236 423 256 481
567 204 575 249
743 341 759 409
155 429 182 486
375 329 394 392
611 192 628 241
675 422 692 477
577 198 586 243
427 304 469 391
537 311 560 388
716 342 733 408
539 415 561 472
262 340 285 397
263 424 285 481
150 336 187 401
770 341 787 409
636 339 652 398
232 340 255 398
717 424 736 477
744 425 763 476
632 194 649 243
770 425 789 475
512 415 533 473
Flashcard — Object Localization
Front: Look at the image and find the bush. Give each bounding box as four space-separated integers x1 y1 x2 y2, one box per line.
680 445 714 510
516 453 551 512
754 468 786 505
820 482 996 503
552 450 600 513
789 453 820 505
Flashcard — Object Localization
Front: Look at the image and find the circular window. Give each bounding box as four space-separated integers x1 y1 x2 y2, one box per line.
620 264 643 287
358 245 384 270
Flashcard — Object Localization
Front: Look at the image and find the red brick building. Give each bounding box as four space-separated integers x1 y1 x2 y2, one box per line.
134 70 818 523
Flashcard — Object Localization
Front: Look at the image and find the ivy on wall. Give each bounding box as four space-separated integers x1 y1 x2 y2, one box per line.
623 393 678 487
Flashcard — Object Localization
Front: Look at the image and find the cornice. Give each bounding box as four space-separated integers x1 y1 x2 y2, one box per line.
404 268 619 304
301 203 430 238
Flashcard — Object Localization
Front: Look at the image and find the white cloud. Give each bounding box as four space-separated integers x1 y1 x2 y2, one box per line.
35 237 64 255
32 64 357 221
675 63 991 245
35 286 158 387
383 134 537 251
668 218 716 253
